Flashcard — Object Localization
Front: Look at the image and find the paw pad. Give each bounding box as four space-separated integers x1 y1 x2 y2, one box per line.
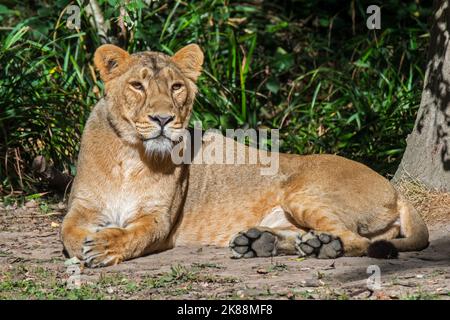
229 228 277 258
295 231 343 259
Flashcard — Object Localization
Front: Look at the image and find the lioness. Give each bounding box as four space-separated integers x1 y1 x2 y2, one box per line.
61 44 429 267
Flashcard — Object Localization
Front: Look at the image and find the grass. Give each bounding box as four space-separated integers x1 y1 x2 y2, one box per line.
0 265 108 299
0 263 238 300
404 291 442 300
267 262 288 273
0 0 433 195
2 260 447 300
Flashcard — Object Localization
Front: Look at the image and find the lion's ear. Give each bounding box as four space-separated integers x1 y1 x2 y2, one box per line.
94 44 130 82
172 44 204 82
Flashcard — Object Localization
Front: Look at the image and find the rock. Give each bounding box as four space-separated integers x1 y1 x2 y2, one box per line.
64 256 81 266
25 200 38 208
300 278 322 287
6 204 17 211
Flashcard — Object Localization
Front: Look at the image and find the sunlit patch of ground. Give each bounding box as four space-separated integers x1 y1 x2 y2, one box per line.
0 190 449 300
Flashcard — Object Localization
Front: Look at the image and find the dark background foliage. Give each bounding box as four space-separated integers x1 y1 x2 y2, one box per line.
0 0 433 196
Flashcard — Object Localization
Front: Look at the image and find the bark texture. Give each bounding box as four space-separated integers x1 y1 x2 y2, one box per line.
394 0 450 190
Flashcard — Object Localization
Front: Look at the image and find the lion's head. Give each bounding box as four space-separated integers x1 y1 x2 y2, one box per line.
93 44 203 161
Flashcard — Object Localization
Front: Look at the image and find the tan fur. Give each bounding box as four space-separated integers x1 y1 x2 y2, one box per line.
61 44 429 267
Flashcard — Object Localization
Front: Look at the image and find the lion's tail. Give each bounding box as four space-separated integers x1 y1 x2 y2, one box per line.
367 196 429 258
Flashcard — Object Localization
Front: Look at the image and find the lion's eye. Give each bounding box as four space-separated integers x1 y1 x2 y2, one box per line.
171 83 183 91
130 81 144 91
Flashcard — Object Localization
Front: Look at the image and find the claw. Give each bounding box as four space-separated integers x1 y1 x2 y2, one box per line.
83 236 94 244
82 246 92 255
83 252 104 265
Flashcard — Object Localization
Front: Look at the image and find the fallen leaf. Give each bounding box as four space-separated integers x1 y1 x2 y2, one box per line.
292 257 305 262
374 291 392 300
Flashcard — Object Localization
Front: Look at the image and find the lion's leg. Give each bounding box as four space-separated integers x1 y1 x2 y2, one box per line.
61 207 96 259
285 202 371 258
229 226 303 258
370 225 400 242
81 214 171 268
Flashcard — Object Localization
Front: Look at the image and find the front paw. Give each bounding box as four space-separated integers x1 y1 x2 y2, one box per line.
82 228 126 268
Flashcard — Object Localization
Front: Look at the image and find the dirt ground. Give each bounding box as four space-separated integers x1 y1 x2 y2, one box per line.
0 192 449 300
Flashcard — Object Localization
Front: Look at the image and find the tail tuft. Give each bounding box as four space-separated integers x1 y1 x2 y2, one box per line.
367 240 399 259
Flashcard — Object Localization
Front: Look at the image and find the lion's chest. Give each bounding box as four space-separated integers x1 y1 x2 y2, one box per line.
101 158 160 227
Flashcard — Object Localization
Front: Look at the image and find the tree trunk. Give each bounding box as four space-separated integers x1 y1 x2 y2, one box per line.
393 0 450 191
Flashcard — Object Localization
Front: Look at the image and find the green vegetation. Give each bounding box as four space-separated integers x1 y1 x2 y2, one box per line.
404 292 442 300
267 262 288 273
0 265 107 299
0 263 238 299
0 0 432 195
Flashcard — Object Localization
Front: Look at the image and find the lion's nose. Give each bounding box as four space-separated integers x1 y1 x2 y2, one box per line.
149 115 174 128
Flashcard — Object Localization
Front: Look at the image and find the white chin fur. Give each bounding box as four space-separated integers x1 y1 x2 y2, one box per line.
143 137 174 161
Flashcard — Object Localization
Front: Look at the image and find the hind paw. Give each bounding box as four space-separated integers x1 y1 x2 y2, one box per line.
229 228 278 258
295 231 343 259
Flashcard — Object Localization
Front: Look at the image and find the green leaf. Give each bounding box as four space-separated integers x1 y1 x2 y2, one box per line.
265 21 288 33
273 47 294 72
353 60 370 68
266 77 280 94
0 4 11 14
319 18 329 27
219 114 235 129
